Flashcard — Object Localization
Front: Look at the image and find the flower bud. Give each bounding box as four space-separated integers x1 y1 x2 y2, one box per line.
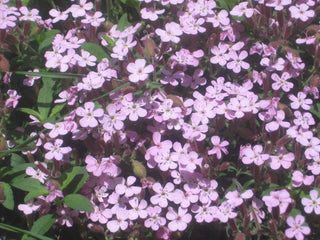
0 183 5 203
131 160 147 178
145 35 156 57
0 54 9 72
277 102 292 117
311 74 320 88
166 94 184 108
0 135 6 152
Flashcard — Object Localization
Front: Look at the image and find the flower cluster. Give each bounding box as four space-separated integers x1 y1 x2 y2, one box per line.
1 0 320 240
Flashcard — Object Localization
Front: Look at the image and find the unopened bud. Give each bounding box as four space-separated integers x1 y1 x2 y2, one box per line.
166 94 184 108
30 25 43 38
0 135 6 152
235 232 246 240
0 54 9 72
131 160 147 178
277 102 292 117
237 127 254 140
145 35 156 57
0 183 5 203
219 162 230 171
276 135 292 148
27 151 34 163
88 223 105 233
311 74 320 88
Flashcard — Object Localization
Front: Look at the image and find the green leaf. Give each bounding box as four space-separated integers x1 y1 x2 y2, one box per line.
100 35 116 48
117 13 128 31
31 214 56 235
18 108 42 121
310 103 320 119
10 153 26 167
49 103 66 118
24 189 50 202
37 78 55 119
0 223 54 240
60 166 89 194
0 182 14 210
11 177 46 192
63 194 94 212
215 0 230 9
81 42 109 62
14 71 83 79
224 0 240 9
38 29 60 52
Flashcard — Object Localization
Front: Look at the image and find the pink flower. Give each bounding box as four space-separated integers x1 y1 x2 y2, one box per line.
0 10 17 29
115 176 141 198
44 122 68 138
141 7 165 21
292 170 314 188
145 206 166 231
26 165 48 184
23 69 41 86
69 0 93 18
285 215 310 240
241 145 269 166
107 208 129 233
166 207 192 232
19 6 41 21
250 197 265 224
150 182 175 208
18 200 41 215
210 42 230 66
271 72 293 92
44 139 72 161
128 197 148 220
57 207 79 228
230 2 254 18
81 11 105 27
49 9 68 23
289 92 312 110
289 4 315 22
262 189 292 214
155 22 183 43
265 110 290 132
226 50 250 73
208 136 229 159
76 49 97 67
127 59 154 83
301 190 320 214
5 89 21 108
269 152 295 170
266 0 292 11
76 102 104 128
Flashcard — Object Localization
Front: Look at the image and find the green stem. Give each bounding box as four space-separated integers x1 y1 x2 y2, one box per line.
0 222 54 240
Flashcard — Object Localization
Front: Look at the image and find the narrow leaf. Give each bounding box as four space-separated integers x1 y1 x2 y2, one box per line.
0 223 54 240
11 177 46 192
37 78 55 119
14 71 83 79
30 214 56 235
0 182 14 210
38 29 60 52
60 166 89 194
100 35 116 48
117 13 128 31
81 42 109 62
24 189 50 202
63 194 94 212
49 103 66 118
18 108 42 121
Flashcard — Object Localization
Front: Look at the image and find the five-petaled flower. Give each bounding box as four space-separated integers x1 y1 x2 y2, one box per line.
127 59 154 83
76 101 104 128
